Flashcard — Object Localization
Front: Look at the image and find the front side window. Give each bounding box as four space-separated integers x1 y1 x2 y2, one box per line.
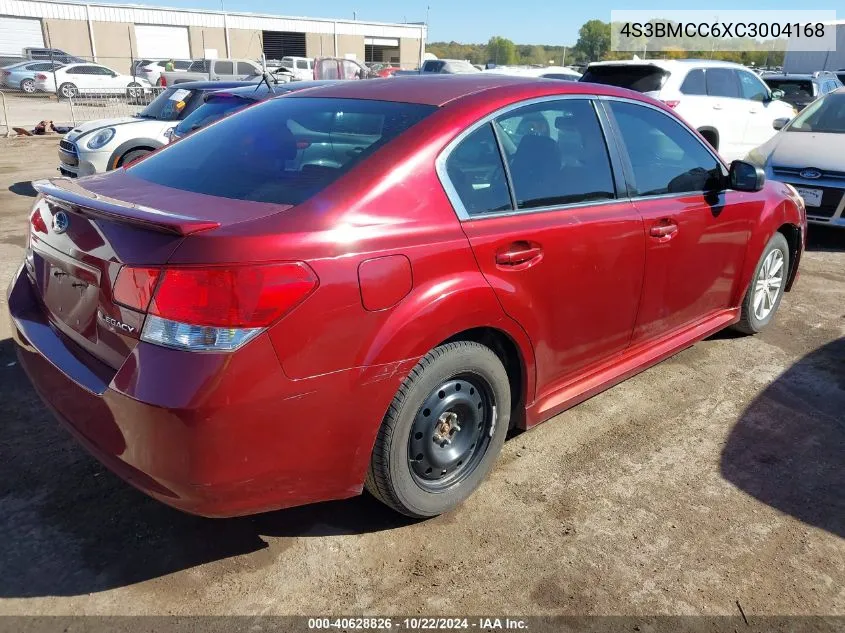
237 62 257 75
609 100 723 196
128 97 436 205
92 66 114 75
296 60 308 69
495 99 615 209
706 68 740 98
444 124 512 217
738 70 769 102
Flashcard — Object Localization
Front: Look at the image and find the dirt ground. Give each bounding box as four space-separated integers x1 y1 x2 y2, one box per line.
0 138 842 617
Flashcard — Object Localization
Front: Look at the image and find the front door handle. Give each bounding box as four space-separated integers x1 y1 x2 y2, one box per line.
495 242 544 268
649 222 679 240
713 103 723 110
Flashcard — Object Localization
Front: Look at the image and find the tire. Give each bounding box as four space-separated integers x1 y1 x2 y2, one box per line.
116 149 151 169
58 82 78 100
126 82 143 99
20 78 35 94
734 232 789 334
365 341 511 518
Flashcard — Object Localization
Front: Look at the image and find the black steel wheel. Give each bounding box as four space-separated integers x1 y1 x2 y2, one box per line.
366 341 511 518
408 374 494 491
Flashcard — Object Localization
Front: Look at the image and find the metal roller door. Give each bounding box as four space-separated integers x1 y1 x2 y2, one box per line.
134 25 190 60
0 16 44 57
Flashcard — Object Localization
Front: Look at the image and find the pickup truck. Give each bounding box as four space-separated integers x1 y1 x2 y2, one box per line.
161 58 263 86
394 59 480 76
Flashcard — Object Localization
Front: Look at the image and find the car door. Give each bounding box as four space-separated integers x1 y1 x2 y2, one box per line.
604 99 759 344
704 67 747 161
737 69 780 151
96 66 123 90
443 98 646 396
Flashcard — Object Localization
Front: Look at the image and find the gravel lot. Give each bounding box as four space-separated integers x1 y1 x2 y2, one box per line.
0 138 843 617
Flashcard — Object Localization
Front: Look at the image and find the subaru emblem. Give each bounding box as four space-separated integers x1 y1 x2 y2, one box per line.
799 168 822 180
52 211 69 234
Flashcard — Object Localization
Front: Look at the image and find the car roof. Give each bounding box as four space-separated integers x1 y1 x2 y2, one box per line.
284 74 650 107
588 58 748 70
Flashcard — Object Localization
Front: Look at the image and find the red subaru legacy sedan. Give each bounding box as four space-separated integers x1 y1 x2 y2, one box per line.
7 76 806 518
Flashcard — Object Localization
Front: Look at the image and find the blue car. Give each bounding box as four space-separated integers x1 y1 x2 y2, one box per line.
0 60 64 93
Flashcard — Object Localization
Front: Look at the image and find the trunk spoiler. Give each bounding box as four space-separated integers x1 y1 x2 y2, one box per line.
33 178 220 236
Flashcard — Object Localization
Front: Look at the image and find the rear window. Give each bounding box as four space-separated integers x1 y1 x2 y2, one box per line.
174 94 256 135
765 78 814 100
580 65 669 92
129 97 437 205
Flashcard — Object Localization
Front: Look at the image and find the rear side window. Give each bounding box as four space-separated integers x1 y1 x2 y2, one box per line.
580 65 669 92
495 99 615 209
444 124 512 216
680 69 706 95
296 60 308 69
174 60 191 70
609 101 723 196
215 61 234 75
706 68 740 98
129 97 436 205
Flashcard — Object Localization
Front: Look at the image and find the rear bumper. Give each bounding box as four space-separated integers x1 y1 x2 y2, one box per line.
7 265 408 517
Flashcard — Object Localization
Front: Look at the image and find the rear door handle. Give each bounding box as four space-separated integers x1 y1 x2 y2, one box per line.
649 222 679 240
713 103 723 110
495 242 544 267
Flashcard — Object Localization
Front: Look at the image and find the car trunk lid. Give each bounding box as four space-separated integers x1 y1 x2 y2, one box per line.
27 175 290 370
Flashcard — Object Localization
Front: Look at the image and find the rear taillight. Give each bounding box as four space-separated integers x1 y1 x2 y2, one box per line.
160 75 167 86
662 100 680 109
113 263 317 351
35 73 47 81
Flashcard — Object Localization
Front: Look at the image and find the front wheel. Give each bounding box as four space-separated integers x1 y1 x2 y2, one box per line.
365 341 511 518
734 232 789 334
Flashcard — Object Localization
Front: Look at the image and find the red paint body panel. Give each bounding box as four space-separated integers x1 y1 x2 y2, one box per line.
358 255 413 311
6 76 806 517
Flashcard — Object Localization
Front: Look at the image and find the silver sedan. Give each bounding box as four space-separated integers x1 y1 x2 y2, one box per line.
0 60 64 93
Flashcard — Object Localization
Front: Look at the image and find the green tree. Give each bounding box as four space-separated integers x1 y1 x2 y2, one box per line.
487 36 517 65
574 19 611 62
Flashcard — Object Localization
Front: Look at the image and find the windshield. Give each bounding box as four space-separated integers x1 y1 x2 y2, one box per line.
787 92 845 133
174 95 255 135
137 87 197 121
580 65 670 93
129 97 437 206
765 78 814 103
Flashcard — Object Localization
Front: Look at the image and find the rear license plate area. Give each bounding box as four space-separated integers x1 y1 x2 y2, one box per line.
35 252 101 341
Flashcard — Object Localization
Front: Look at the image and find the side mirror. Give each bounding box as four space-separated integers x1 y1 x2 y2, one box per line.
772 117 790 130
729 160 766 192
770 89 784 101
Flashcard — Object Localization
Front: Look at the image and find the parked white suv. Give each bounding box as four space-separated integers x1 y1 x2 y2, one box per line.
581 59 798 162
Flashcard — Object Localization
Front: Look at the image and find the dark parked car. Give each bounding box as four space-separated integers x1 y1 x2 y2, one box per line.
763 72 843 111
8 76 805 519
170 80 340 141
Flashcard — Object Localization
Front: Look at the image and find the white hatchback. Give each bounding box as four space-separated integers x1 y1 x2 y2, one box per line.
581 59 798 162
34 63 151 99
